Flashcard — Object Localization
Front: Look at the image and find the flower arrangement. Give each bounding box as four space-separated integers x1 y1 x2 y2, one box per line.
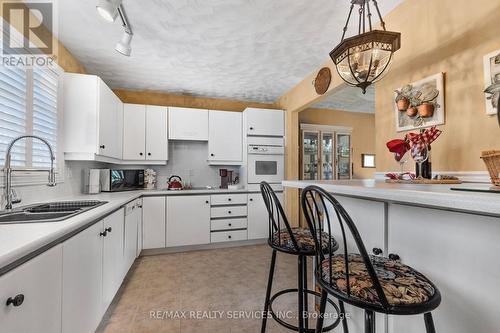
144 169 157 190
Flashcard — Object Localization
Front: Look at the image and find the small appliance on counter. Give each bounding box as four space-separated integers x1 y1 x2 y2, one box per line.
83 169 101 194
219 169 233 189
100 169 145 192
167 175 183 190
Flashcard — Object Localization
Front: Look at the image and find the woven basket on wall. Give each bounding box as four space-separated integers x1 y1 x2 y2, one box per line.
481 150 500 186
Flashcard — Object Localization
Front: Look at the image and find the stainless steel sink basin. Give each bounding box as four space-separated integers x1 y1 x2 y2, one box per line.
0 200 107 225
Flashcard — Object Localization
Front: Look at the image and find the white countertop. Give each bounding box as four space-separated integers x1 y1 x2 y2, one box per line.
0 187 252 274
282 179 500 217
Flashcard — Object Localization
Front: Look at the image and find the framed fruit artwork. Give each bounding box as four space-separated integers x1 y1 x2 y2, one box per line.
394 73 445 132
483 49 500 116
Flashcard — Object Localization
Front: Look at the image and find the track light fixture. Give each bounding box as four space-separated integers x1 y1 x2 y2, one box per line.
96 0 134 56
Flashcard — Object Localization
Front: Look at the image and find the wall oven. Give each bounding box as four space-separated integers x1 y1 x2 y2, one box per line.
247 142 284 184
100 169 145 192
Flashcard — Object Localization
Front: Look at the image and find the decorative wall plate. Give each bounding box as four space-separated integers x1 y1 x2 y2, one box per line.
314 67 331 95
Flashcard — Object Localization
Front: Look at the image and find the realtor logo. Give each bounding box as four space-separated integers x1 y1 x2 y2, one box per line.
2 1 53 55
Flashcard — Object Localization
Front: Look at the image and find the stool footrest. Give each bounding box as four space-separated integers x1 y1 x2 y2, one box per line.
267 288 341 332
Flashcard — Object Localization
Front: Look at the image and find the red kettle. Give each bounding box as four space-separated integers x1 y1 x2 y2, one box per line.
167 175 183 190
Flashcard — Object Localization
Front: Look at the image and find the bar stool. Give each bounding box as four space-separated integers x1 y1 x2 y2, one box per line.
260 182 343 333
301 185 442 333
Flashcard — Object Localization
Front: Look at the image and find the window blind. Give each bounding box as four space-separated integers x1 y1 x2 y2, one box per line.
32 68 58 168
0 66 27 167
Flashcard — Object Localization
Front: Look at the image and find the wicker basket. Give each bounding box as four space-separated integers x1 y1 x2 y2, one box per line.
481 150 500 186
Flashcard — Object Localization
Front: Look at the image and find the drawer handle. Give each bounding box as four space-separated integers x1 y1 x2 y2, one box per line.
228 223 232 226
228 235 232 239
249 127 254 130
206 200 209 204
6 294 24 307
100 231 107 237
148 153 151 156
249 198 253 202
99 145 105 149
372 248 383 255
105 227 112 233
139 152 143 156
228 211 232 214
228 198 232 201
210 153 214 157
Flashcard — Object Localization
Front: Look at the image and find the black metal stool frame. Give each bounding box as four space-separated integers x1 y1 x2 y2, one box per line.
260 182 341 333
301 185 441 333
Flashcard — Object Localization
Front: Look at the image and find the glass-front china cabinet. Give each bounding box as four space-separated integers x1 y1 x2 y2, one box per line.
300 124 352 181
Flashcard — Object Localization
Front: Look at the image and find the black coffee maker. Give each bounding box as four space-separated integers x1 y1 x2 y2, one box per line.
219 169 233 189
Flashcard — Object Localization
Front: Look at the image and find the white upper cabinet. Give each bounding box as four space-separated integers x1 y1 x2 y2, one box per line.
63 73 123 160
168 107 209 141
123 104 146 160
245 108 285 136
123 104 168 162
208 110 243 164
146 105 168 160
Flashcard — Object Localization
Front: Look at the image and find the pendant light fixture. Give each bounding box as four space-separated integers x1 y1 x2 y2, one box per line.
96 0 134 57
330 0 401 93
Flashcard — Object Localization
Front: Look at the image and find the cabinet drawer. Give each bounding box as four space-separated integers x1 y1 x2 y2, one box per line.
211 193 247 206
211 230 247 243
211 206 247 218
211 218 247 231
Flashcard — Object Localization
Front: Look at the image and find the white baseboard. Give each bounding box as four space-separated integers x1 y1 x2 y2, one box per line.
374 171 491 183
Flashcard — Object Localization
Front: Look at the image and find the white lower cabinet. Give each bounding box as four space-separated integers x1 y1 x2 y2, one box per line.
102 209 125 311
124 200 141 275
142 196 166 249
247 192 283 240
62 221 104 333
166 195 211 247
0 245 62 333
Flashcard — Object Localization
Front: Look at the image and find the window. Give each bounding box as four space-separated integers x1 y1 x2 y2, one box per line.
362 154 376 168
0 65 61 169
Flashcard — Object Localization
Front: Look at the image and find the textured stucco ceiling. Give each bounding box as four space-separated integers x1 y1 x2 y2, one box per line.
58 0 402 104
313 84 375 113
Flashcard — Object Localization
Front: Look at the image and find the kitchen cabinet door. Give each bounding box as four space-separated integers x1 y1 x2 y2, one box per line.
208 110 242 163
166 195 211 247
247 192 283 240
102 208 125 311
245 108 284 136
168 107 209 141
142 197 166 249
123 104 146 160
124 205 140 275
0 245 62 333
387 205 500 333
62 221 104 333
146 105 168 160
98 78 123 159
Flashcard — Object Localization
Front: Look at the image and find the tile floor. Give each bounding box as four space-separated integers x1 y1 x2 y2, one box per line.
98 244 320 333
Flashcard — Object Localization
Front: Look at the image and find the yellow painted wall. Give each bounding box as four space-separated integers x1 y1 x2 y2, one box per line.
114 89 276 112
375 0 500 172
299 108 376 179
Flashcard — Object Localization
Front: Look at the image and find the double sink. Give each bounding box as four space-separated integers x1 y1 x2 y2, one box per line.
0 200 107 225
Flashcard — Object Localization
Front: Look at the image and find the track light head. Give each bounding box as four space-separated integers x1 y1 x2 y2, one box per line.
115 31 132 56
96 0 122 22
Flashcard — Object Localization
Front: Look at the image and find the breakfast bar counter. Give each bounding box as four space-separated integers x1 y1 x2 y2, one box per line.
283 179 500 333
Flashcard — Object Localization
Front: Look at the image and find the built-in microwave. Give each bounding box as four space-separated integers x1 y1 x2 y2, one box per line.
100 169 145 192
247 144 284 184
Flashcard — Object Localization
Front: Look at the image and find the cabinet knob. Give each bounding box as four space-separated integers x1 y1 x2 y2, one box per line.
105 227 112 233
228 211 232 214
228 198 232 201
148 153 151 156
99 145 105 149
388 253 400 261
210 153 214 157
249 198 253 202
249 127 254 130
205 200 209 204
6 294 24 307
372 248 383 255
228 235 232 239
228 223 232 227
100 231 107 237
139 152 143 156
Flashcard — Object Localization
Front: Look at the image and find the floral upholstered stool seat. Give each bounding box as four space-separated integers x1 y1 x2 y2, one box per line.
320 254 439 309
272 227 338 255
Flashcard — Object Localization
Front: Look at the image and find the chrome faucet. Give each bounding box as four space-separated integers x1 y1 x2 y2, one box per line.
3 135 56 210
